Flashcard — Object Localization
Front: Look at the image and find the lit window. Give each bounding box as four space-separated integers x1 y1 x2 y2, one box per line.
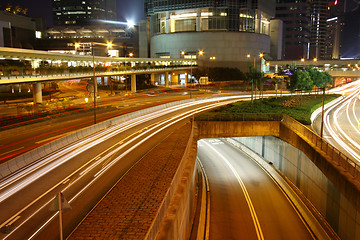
35 31 42 39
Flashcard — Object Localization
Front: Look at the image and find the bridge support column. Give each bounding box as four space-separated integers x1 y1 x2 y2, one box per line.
151 73 155 85
131 74 136 92
33 82 42 104
170 73 179 86
165 72 169 87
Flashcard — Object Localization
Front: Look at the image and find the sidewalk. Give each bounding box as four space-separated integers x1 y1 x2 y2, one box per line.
68 123 192 239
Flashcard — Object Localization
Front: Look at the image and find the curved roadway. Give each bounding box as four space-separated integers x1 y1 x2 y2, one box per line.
313 81 360 162
0 95 244 240
198 139 315 240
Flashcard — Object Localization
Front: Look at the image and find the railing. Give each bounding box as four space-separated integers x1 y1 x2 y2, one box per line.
0 65 195 80
195 112 360 181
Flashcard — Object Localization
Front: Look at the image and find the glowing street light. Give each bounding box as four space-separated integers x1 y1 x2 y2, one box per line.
182 50 204 98
90 41 114 124
247 53 265 103
301 58 305 62
127 20 135 28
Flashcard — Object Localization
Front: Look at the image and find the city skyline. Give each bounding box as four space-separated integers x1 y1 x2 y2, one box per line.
0 0 145 26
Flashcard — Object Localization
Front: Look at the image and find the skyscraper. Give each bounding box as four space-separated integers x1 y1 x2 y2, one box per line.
310 0 329 59
341 0 360 59
142 0 276 69
52 0 116 26
275 0 312 60
324 0 344 59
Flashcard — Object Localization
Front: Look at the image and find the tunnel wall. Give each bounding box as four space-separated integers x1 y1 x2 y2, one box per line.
232 136 359 240
154 119 360 240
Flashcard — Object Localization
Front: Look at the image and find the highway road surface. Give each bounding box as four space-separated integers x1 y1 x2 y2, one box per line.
0 96 244 240
197 138 315 240
0 88 215 163
313 80 360 163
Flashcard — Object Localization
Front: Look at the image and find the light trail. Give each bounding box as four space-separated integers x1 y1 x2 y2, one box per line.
0 96 242 238
0 97 218 195
323 84 360 161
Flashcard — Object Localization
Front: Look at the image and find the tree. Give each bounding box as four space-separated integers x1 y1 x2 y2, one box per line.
246 66 265 102
305 66 333 89
288 68 314 93
295 70 314 92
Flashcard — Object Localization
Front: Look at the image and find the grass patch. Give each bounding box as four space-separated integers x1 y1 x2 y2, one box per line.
208 94 340 125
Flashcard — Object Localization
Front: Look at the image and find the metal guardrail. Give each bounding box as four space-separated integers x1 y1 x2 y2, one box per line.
195 112 360 180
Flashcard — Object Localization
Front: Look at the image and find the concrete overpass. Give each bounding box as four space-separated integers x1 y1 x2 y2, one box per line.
268 59 360 84
0 47 197 104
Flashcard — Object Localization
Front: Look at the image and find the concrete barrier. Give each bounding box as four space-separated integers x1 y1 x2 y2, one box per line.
145 124 198 240
0 96 221 179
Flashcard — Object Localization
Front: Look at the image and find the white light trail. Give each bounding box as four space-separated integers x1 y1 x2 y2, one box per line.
0 96 242 238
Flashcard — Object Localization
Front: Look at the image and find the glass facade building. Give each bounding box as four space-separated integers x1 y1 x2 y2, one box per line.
142 0 276 68
275 0 311 60
145 0 274 35
52 0 116 26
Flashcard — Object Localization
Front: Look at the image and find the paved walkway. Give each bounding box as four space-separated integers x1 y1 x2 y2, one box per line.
68 123 192 240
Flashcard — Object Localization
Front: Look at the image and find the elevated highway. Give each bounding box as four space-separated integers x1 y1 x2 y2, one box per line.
0 47 196 103
269 59 360 84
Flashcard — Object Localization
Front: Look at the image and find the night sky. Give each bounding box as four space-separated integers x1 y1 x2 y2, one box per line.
0 0 145 26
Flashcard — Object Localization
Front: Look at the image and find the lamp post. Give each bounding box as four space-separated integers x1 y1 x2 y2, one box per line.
182 50 203 99
247 53 264 103
89 41 113 124
124 52 134 68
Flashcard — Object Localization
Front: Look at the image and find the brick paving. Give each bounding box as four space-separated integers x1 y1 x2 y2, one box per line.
68 123 192 240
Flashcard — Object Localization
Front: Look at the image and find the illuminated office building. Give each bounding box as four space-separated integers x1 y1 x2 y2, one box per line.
52 0 116 26
275 0 311 60
309 0 329 59
142 0 276 69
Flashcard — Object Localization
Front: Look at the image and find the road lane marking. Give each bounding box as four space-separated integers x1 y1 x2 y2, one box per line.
62 178 70 184
0 147 24 157
6 216 20 227
4 98 241 238
35 131 77 144
203 140 264 240
238 143 317 240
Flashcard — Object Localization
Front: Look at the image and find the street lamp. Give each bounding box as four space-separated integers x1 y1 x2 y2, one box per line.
247 53 263 103
89 41 113 124
182 50 204 98
124 52 134 67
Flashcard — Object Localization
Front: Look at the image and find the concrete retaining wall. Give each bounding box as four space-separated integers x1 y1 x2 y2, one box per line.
232 136 359 240
147 124 199 240
192 119 360 240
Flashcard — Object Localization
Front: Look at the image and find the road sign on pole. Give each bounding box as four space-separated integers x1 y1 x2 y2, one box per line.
49 192 71 240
